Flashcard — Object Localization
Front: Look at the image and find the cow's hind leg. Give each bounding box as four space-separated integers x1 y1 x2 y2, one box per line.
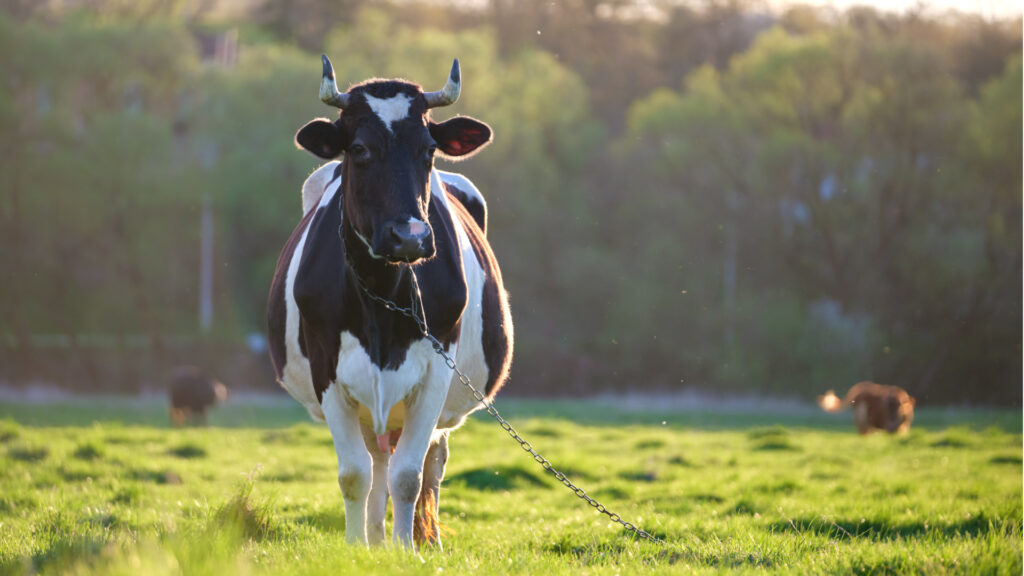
323 385 373 545
170 408 185 427
361 425 391 545
415 431 449 549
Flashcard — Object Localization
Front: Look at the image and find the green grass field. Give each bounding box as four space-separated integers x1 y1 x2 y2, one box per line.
0 396 1020 575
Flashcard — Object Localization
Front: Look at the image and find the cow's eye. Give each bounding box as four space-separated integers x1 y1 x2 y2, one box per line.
349 143 370 165
424 145 436 169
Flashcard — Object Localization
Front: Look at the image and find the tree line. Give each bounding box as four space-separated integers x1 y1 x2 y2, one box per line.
0 1 1019 404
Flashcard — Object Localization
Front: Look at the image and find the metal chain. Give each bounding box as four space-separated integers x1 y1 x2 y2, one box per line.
348 266 665 544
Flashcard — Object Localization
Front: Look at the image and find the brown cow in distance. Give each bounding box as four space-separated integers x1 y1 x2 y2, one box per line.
168 366 228 426
818 381 915 435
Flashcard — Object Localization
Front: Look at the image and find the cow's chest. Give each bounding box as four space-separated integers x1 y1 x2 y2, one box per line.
336 331 435 432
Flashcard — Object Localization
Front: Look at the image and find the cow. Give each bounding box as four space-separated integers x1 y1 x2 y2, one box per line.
266 55 513 549
818 381 916 434
167 365 228 426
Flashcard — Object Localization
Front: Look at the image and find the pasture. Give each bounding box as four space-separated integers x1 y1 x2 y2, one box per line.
0 396 1020 575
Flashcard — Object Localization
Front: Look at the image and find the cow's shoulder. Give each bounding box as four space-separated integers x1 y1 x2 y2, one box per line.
435 170 487 234
301 161 343 215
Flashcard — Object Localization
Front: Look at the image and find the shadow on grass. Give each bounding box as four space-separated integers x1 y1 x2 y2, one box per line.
769 512 1022 540
6 442 49 462
752 439 801 451
127 467 183 485
3 535 112 576
297 509 346 533
544 535 774 569
618 469 659 482
168 443 208 459
447 465 549 491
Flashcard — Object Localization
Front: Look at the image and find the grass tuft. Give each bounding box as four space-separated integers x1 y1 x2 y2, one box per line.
753 438 800 451
931 427 975 448
113 485 143 504
211 478 283 542
634 438 666 449
667 453 695 467
129 468 183 484
728 498 763 516
0 418 20 443
7 441 49 462
72 441 106 461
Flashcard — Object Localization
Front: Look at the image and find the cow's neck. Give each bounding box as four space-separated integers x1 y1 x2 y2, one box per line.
340 216 421 366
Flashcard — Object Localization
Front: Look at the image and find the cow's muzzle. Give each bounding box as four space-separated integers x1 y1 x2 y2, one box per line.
384 218 434 262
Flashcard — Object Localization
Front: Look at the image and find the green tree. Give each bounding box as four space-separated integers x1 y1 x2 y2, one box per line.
623 25 1018 402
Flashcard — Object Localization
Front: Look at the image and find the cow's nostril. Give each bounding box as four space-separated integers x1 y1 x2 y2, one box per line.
387 223 407 248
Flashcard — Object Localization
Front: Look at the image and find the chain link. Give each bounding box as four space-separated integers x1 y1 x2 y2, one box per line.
349 266 665 545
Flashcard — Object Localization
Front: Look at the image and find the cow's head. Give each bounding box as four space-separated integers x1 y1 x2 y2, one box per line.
295 55 492 264
885 393 915 433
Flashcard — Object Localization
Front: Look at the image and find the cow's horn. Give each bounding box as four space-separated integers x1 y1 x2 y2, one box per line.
423 59 461 109
319 54 349 109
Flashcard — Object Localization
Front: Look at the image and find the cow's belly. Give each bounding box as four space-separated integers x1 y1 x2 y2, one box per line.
280 358 323 422
279 224 325 422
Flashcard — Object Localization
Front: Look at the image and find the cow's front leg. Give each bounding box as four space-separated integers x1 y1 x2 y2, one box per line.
389 361 451 548
323 384 372 545
361 425 391 545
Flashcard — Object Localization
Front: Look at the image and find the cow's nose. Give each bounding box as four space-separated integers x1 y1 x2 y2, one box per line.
386 219 433 261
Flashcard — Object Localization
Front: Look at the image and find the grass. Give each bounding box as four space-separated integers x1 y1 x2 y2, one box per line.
0 396 1019 575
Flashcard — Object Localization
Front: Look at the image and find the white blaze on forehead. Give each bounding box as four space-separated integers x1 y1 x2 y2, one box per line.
364 93 413 133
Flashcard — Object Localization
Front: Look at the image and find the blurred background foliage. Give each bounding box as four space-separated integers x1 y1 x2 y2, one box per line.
0 0 1019 404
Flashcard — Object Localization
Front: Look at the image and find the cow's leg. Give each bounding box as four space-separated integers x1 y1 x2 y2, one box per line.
415 430 449 549
361 425 391 545
322 384 372 545
389 364 451 548
854 404 871 435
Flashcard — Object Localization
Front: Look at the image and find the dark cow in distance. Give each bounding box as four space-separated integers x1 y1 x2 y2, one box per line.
267 55 513 549
168 366 228 426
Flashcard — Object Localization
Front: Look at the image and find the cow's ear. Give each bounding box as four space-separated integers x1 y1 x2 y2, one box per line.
429 116 492 160
295 118 347 159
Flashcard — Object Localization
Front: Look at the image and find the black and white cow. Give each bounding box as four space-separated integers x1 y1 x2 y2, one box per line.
267 56 513 549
